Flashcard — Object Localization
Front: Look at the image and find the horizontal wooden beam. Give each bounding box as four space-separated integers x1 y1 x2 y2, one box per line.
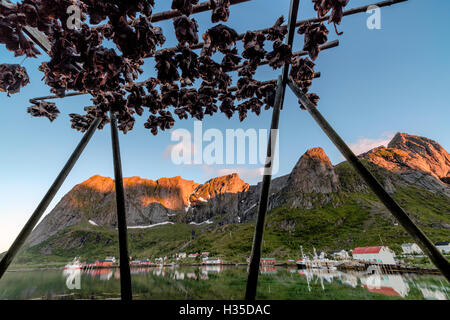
157 0 407 55
150 0 253 23
29 72 321 103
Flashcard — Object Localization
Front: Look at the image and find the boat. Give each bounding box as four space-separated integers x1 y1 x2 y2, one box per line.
64 257 82 270
130 259 151 266
296 259 308 269
296 246 309 269
95 256 116 267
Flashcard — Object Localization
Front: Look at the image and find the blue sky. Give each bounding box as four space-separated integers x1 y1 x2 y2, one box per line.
0 0 449 252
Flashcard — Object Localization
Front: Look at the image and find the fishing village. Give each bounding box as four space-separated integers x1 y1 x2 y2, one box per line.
55 242 449 300
65 242 450 277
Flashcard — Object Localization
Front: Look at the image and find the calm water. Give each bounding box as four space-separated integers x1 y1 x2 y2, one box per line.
0 265 448 300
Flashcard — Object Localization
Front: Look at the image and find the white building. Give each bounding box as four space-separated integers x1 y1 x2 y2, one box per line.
435 242 450 254
330 250 350 259
352 246 396 265
316 251 327 259
401 243 423 255
203 258 223 265
177 252 187 259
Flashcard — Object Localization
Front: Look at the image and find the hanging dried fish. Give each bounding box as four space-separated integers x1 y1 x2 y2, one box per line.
173 15 199 46
171 0 199 16
0 64 30 95
266 40 292 69
297 22 329 61
28 101 60 122
201 24 239 57
211 0 231 23
266 16 288 42
290 56 316 93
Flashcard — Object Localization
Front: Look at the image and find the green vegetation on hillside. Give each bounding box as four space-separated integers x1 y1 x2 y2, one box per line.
10 182 450 267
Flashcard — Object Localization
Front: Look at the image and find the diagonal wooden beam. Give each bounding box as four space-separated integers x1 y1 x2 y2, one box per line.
0 117 101 280
109 112 133 301
287 77 450 282
245 0 301 301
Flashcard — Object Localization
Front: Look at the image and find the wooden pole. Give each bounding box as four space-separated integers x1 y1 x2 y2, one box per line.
0 118 101 280
287 78 450 282
245 0 301 301
150 0 252 23
109 112 133 300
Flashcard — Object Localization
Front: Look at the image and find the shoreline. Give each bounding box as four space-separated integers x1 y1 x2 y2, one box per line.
6 262 443 277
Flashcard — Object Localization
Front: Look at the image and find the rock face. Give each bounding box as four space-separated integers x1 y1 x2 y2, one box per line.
189 173 249 205
270 148 341 209
184 174 250 224
287 148 340 194
362 133 450 183
26 132 450 248
27 174 249 246
27 175 199 246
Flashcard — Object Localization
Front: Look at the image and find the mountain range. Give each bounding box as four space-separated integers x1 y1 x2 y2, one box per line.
9 132 450 264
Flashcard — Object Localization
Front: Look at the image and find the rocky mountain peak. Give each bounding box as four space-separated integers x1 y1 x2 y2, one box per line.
77 175 114 193
286 147 340 194
362 133 450 183
189 173 250 205
305 147 334 165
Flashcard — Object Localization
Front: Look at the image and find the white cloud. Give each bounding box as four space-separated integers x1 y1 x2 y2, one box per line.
163 130 199 163
215 167 264 182
349 132 395 156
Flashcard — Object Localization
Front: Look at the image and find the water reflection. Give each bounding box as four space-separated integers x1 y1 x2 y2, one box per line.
360 274 409 297
2 265 447 300
60 265 450 300
418 285 448 300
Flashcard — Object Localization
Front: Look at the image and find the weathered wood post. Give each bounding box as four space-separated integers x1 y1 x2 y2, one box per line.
287 78 450 282
109 112 133 300
245 0 301 301
0 118 101 280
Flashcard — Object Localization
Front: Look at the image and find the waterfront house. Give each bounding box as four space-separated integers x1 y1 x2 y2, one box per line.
261 258 276 265
201 252 210 257
330 250 350 259
203 258 223 265
435 241 450 254
246 257 276 264
352 246 396 265
188 253 199 258
177 252 187 259
401 243 423 255
95 259 114 267
130 259 151 266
